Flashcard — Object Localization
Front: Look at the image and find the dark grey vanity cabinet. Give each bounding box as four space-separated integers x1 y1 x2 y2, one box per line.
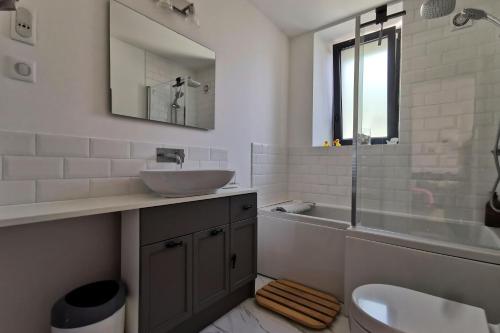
138 193 257 333
230 218 257 291
140 235 193 333
193 225 229 313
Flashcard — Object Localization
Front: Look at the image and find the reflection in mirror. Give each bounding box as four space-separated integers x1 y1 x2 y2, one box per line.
110 0 216 130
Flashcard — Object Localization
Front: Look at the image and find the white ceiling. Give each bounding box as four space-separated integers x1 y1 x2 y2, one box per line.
248 0 390 37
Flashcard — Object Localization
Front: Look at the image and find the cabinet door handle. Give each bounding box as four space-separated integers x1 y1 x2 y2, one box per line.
210 228 224 236
242 204 254 210
165 240 183 248
231 254 237 269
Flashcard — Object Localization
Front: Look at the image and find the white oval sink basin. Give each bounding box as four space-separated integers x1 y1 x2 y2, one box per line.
140 169 235 197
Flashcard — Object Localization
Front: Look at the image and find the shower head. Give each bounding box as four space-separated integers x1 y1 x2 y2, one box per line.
187 77 201 88
462 8 487 20
453 8 500 28
420 0 456 19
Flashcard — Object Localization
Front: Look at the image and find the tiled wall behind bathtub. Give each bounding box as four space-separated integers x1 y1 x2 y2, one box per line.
0 130 229 206
288 142 494 224
286 0 500 224
251 143 288 207
288 146 353 208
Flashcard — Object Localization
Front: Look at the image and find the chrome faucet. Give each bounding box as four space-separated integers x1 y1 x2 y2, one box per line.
157 148 185 168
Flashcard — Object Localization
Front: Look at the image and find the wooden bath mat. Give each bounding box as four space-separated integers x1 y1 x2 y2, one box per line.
255 279 341 330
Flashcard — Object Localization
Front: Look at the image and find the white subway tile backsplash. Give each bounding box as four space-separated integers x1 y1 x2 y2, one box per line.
111 159 147 177
210 148 228 161
65 158 110 179
0 131 36 156
128 177 149 194
90 138 130 159
131 142 159 160
90 178 130 197
425 90 456 105
0 181 36 205
251 144 264 154
37 134 89 157
188 147 210 161
146 160 177 170
36 179 90 202
3 156 63 180
200 161 220 169
423 116 456 130
0 131 229 206
182 160 200 169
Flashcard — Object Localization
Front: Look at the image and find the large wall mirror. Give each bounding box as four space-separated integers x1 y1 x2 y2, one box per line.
110 1 216 130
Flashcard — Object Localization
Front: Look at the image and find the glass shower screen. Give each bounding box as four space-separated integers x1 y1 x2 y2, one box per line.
353 1 500 252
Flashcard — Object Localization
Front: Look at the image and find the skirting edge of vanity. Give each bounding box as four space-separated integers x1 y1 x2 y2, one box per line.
0 187 256 228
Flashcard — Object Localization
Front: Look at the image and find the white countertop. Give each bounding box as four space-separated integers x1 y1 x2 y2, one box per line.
0 187 256 228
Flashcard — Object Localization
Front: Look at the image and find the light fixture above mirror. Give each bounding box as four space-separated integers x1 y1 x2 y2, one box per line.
155 0 199 26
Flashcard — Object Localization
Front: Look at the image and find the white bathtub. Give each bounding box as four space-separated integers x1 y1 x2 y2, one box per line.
258 203 350 301
258 202 500 323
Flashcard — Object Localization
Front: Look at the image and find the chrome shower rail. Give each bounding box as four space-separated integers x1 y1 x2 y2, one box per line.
491 121 500 213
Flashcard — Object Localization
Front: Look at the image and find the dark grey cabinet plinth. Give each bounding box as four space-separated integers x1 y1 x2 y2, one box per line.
138 193 257 333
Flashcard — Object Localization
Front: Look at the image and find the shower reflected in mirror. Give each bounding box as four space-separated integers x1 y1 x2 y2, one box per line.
109 0 216 130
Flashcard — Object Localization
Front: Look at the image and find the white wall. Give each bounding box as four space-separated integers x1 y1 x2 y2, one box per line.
288 32 314 147
312 33 333 147
0 0 289 187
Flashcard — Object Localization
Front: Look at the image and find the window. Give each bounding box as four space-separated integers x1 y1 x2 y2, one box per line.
332 27 401 145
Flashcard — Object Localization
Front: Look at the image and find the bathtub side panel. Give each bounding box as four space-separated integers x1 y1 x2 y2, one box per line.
345 236 500 323
258 213 346 301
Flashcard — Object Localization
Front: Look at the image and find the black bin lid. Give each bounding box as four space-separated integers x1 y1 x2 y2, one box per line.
51 280 126 329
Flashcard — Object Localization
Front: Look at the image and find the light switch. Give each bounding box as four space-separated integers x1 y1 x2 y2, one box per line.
6 56 36 83
10 6 36 45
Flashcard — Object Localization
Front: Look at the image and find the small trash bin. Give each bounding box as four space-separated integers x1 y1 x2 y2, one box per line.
51 280 126 333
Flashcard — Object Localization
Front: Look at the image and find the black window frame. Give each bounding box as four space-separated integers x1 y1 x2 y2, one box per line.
332 27 401 145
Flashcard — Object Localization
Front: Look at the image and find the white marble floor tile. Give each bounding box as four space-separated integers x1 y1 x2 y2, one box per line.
200 275 350 333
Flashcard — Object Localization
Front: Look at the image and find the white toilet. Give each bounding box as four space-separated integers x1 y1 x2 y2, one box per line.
349 284 499 333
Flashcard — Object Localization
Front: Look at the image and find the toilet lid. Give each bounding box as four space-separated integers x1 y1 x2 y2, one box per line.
351 284 489 333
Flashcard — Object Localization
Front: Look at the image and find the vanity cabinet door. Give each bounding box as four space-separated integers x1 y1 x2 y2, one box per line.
193 225 230 313
140 235 193 333
230 218 257 291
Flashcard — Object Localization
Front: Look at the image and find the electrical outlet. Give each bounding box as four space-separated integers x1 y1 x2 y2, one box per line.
6 56 36 83
10 6 36 45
